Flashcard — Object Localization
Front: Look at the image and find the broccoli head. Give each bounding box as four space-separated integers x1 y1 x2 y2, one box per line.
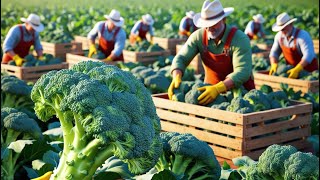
155 132 221 180
226 97 254 114
243 89 271 111
31 61 162 179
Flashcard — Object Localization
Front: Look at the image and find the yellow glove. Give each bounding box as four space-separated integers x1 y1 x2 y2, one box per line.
103 57 113 62
269 63 278 75
197 81 227 105
12 54 26 66
253 34 258 40
31 171 52 180
186 31 191 36
168 74 182 100
136 36 142 42
88 44 97 58
287 64 303 79
38 56 45 61
150 39 154 45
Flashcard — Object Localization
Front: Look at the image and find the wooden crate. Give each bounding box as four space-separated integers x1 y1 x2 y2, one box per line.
153 37 186 55
66 53 118 68
41 41 82 61
313 39 319 54
1 63 68 82
152 93 312 160
74 36 99 50
122 50 170 65
176 44 204 74
254 70 319 93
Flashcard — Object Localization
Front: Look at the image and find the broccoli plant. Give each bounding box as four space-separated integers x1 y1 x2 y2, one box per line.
30 61 162 180
155 132 221 180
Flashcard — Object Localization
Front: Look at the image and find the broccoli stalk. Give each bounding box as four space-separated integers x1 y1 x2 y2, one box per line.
31 61 162 180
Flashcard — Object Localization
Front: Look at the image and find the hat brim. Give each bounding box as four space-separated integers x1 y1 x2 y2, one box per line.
272 18 297 32
253 16 265 23
193 7 234 28
186 12 194 18
142 16 154 25
21 17 44 32
104 15 124 27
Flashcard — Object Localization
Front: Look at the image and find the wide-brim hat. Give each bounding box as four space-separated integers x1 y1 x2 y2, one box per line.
104 9 124 27
21 13 44 32
253 14 265 23
142 14 154 25
186 11 195 18
272 12 297 32
193 0 234 28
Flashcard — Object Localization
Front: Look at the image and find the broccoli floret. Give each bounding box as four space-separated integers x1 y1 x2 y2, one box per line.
211 102 230 110
256 144 297 179
311 112 319 135
226 97 254 114
243 89 271 111
31 61 162 179
246 163 273 180
185 82 212 106
171 92 185 102
144 73 171 93
283 152 319 180
156 132 221 180
267 91 289 109
259 84 273 94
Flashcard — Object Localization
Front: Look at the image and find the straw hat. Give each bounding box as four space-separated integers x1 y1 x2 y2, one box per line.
104 9 124 27
20 13 44 32
186 11 195 18
193 0 234 28
272 12 297 32
253 14 265 23
142 14 154 25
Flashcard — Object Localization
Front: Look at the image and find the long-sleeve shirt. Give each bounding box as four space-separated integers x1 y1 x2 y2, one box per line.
171 25 252 87
3 24 43 53
244 20 264 36
87 21 126 57
179 16 195 32
130 21 154 36
269 27 316 63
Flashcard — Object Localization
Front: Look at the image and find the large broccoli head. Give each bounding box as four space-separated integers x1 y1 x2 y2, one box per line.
31 61 162 179
156 132 221 180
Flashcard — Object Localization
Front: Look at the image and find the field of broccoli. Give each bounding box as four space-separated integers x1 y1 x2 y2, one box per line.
1 0 319 179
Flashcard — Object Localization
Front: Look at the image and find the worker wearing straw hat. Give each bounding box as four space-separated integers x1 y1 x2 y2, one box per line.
244 14 266 40
88 9 126 62
129 14 155 44
179 11 198 38
2 13 45 66
168 0 255 105
269 12 318 78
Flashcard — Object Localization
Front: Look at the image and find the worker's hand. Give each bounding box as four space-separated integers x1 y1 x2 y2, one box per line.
88 44 97 58
12 54 26 66
31 171 52 180
269 63 278 75
38 56 45 61
103 57 113 62
186 31 191 36
168 74 182 100
150 39 154 45
136 36 142 42
253 34 258 40
287 64 303 79
197 81 227 105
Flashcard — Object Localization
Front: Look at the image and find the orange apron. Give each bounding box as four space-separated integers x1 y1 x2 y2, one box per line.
201 27 255 90
179 18 198 36
280 28 318 72
129 21 149 44
98 23 123 61
2 25 34 64
247 22 260 40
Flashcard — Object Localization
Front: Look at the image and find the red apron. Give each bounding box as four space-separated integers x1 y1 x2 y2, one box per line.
201 27 255 90
98 22 124 61
2 25 34 64
179 18 198 36
280 28 318 72
138 21 149 40
247 22 261 40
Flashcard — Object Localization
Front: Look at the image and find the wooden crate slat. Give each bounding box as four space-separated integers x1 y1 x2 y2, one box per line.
123 50 170 64
210 145 243 160
74 35 99 50
156 108 244 137
153 37 186 54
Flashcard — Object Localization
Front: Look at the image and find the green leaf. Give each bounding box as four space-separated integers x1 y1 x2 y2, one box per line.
8 140 34 153
1 147 9 160
94 171 122 180
43 150 60 167
232 156 256 167
151 169 177 180
23 165 39 179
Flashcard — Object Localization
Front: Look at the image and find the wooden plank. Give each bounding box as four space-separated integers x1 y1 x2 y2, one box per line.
74 35 99 50
123 50 170 64
153 37 186 55
211 145 243 160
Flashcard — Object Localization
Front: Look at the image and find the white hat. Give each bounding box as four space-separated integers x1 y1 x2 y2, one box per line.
272 12 297 32
253 14 265 23
193 0 234 28
142 14 154 25
20 13 44 32
186 11 195 18
104 9 124 27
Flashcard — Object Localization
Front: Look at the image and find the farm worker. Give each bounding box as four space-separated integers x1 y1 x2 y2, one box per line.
2 13 44 66
244 14 266 40
168 0 255 105
129 14 155 44
179 11 198 38
269 12 318 78
88 9 126 61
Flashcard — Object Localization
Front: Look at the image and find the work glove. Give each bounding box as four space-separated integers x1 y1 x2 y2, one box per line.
12 54 26 66
197 81 227 105
287 63 303 79
38 56 45 61
168 74 182 100
150 39 154 45
88 44 97 58
136 36 142 42
253 34 258 40
103 57 113 62
31 171 52 180
269 63 278 75
186 31 191 36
